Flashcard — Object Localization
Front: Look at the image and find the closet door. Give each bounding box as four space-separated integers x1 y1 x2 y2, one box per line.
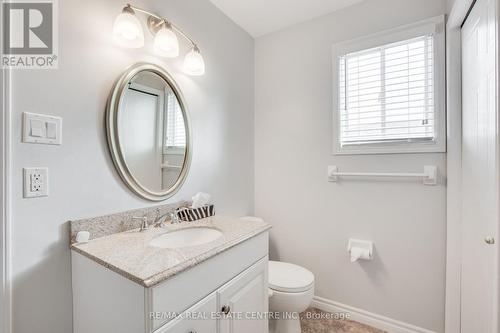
461 0 499 331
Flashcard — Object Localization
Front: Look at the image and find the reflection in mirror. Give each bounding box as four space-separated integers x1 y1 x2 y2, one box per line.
118 70 187 193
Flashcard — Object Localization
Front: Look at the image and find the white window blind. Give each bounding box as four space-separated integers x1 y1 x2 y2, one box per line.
165 92 186 148
338 34 435 146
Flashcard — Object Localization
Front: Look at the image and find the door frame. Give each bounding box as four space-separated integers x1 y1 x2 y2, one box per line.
445 2 470 332
445 0 500 332
0 2 12 332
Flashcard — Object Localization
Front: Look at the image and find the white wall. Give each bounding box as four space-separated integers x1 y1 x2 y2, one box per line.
9 0 254 332
255 0 447 331
447 0 457 12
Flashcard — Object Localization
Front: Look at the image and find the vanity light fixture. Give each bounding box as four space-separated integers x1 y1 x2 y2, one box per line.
183 46 205 76
113 5 144 48
113 4 205 76
153 22 179 58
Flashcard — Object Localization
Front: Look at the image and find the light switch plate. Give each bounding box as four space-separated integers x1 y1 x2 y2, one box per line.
23 112 62 145
23 167 49 198
30 119 43 137
46 121 57 139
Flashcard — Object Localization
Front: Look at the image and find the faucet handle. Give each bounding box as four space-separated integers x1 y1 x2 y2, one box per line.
132 216 148 231
170 212 180 224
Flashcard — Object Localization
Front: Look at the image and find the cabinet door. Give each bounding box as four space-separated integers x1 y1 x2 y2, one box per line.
158 292 217 333
218 257 268 333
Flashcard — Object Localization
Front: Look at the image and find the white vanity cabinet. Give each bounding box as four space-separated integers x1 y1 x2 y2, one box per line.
218 258 268 333
159 258 268 333
157 292 217 333
72 231 269 333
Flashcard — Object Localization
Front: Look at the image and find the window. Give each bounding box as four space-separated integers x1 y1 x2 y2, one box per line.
164 92 186 149
333 16 445 154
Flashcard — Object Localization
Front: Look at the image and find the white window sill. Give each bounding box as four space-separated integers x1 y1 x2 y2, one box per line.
334 141 446 155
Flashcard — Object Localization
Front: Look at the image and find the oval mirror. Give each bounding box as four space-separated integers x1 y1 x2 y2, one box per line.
106 63 191 201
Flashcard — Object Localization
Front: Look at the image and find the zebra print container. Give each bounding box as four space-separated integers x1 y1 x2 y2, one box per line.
176 204 215 222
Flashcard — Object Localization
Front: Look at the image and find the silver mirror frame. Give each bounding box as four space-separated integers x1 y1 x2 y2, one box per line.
106 62 192 201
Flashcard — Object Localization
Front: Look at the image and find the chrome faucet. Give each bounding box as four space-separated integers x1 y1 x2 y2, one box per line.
170 211 180 224
132 216 149 232
153 207 183 227
153 209 167 228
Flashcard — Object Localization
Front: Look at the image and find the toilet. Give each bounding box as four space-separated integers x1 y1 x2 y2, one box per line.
268 261 315 333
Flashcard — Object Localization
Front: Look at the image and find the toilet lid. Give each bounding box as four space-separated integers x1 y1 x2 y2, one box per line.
268 261 314 293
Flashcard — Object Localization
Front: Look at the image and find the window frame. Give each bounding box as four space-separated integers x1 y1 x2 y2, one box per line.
332 15 446 155
163 90 187 154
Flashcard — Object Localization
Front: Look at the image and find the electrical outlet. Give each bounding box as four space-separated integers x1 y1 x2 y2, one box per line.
23 168 48 198
30 172 42 192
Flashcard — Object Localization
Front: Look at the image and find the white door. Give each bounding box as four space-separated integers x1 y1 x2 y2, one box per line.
461 0 499 331
120 87 162 191
218 258 268 333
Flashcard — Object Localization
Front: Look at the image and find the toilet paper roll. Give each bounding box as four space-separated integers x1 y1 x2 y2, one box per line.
350 247 371 262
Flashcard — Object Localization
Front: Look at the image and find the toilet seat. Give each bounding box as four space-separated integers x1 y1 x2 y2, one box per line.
268 261 314 293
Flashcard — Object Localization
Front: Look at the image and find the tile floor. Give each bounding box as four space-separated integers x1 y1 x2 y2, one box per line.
300 308 386 333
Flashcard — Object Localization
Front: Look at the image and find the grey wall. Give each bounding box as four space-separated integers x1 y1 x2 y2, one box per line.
254 0 447 331
10 0 254 332
447 0 457 12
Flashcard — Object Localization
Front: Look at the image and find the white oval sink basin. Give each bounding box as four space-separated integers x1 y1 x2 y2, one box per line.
149 227 223 249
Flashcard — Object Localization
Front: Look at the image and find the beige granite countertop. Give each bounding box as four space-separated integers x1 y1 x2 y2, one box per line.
71 216 271 288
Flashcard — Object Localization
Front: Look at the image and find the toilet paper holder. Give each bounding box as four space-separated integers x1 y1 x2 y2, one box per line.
347 238 373 262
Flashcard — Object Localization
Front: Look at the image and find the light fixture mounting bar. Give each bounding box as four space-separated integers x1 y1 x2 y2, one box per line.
127 4 198 48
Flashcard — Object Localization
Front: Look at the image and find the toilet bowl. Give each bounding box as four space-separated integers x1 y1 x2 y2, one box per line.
268 261 314 333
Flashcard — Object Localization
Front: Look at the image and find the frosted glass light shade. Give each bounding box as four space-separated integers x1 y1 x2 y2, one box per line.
153 26 179 57
113 11 144 48
183 48 205 76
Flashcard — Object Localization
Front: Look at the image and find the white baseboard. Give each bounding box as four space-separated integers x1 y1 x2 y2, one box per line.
311 296 439 333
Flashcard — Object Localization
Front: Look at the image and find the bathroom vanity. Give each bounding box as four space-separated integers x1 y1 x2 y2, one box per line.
71 216 271 333
70 63 272 333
